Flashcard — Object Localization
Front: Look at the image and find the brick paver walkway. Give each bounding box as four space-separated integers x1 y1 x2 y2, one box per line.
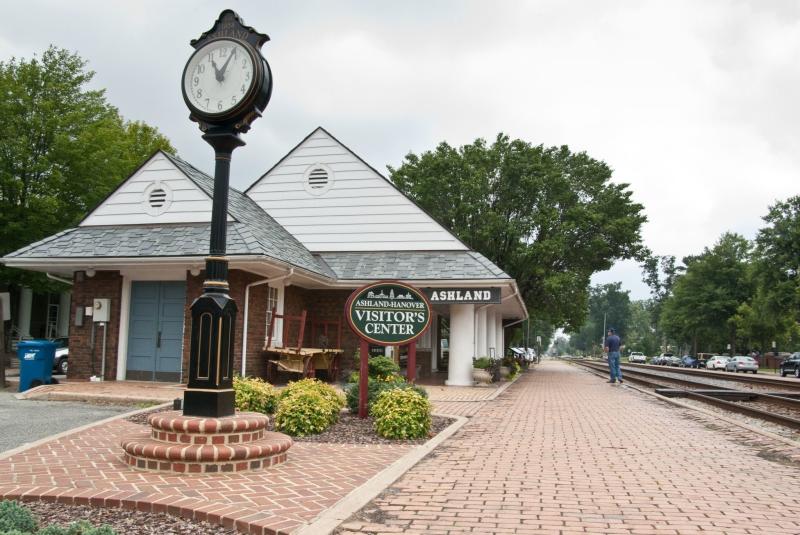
0 416 411 534
339 360 800 534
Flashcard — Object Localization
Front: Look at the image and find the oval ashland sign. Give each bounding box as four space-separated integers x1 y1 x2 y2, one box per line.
346 281 432 345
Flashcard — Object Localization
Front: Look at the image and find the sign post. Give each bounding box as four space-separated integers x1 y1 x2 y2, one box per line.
346 281 432 418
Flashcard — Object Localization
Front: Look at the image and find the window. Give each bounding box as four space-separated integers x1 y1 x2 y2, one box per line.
265 286 279 332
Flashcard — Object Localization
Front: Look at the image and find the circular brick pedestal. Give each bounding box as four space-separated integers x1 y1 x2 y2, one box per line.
121 411 292 474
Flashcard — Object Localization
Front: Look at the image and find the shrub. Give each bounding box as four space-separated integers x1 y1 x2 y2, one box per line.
344 376 428 413
508 360 521 379
233 376 278 414
367 356 400 379
473 357 491 369
0 501 37 533
278 378 345 423
36 521 117 535
371 388 432 439
274 391 335 437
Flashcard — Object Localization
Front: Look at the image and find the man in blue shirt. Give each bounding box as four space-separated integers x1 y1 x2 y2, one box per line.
604 328 623 384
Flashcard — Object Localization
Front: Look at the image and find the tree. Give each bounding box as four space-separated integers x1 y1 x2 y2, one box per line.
389 134 647 329
626 300 659 356
0 46 174 291
752 196 800 347
660 233 752 355
568 283 631 355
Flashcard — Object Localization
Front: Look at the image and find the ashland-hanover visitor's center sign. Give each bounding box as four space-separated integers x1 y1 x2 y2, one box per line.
346 281 431 345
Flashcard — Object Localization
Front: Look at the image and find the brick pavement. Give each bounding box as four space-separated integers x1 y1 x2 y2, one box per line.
0 416 411 534
338 360 800 535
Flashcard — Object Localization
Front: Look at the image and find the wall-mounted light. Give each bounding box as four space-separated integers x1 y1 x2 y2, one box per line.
86 268 96 278
190 267 201 277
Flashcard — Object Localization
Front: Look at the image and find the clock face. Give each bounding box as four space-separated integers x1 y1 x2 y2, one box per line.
183 39 256 116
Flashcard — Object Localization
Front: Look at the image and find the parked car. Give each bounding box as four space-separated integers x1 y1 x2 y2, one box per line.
50 337 68 375
650 354 665 365
778 352 800 378
666 354 682 367
706 355 729 370
681 355 699 368
628 351 647 364
653 353 677 366
724 356 758 373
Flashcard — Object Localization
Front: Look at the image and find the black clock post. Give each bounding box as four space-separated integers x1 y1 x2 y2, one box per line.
181 10 273 417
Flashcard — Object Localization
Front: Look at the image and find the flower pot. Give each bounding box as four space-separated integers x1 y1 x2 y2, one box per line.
472 367 492 385
499 366 511 380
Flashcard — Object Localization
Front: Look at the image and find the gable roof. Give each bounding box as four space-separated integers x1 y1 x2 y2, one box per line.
317 251 511 280
245 127 471 252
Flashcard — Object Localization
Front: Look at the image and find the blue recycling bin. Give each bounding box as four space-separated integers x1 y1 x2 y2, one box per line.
17 340 56 392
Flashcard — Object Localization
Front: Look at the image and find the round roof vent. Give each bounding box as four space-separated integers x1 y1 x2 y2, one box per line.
142 182 173 216
303 163 334 195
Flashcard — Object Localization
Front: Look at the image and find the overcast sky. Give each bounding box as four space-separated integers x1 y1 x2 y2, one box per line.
2 1 798 300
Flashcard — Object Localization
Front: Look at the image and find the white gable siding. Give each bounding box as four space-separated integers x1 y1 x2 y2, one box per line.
247 129 467 252
81 154 231 226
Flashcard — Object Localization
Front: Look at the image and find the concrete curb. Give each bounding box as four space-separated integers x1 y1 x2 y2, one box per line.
23 391 174 404
292 414 470 535
0 402 172 462
573 362 800 449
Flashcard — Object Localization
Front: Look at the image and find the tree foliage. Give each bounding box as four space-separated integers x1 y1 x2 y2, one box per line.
660 233 752 354
569 283 631 354
389 134 647 329
0 46 174 290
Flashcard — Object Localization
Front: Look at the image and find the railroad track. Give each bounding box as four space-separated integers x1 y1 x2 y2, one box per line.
625 361 800 390
571 359 800 432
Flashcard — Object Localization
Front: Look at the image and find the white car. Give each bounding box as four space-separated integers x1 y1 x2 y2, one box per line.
706 355 729 370
628 352 647 364
724 356 758 373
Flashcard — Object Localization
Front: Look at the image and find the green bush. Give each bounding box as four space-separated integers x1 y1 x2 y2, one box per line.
0 502 117 535
36 521 116 535
0 501 36 533
371 388 432 439
367 356 400 379
278 378 345 423
473 357 491 369
233 376 278 414
344 376 428 414
274 391 335 437
508 360 521 379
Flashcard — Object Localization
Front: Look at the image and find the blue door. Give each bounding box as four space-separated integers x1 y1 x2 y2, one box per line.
126 281 186 381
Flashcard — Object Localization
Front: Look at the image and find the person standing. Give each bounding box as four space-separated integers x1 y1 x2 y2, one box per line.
605 328 623 384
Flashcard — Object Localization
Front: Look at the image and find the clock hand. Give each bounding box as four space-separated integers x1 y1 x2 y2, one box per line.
218 47 236 80
211 58 223 82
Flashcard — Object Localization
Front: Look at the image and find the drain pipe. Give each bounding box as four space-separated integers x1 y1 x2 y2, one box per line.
241 268 294 377
46 273 74 286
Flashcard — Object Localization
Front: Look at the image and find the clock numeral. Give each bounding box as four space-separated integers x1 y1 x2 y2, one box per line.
197 64 205 74
217 100 223 111
193 76 199 87
242 59 247 68
205 98 210 108
245 71 250 81
220 48 227 57
241 85 246 94
196 88 203 98
231 96 237 105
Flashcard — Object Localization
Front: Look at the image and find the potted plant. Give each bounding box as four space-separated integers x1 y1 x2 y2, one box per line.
472 356 493 384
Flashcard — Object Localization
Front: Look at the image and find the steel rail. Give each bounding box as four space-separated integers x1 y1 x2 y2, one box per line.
624 362 800 390
572 360 800 431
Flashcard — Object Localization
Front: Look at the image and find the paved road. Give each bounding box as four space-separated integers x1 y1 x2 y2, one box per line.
340 360 800 535
0 390 131 453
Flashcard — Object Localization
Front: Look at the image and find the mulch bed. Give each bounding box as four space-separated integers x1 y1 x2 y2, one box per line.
17 500 235 534
126 407 455 445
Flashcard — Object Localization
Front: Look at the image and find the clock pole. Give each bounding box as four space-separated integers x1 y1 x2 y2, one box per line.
181 11 273 417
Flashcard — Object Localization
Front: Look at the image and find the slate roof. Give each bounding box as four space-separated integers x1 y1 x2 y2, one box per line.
4 151 511 283
317 251 511 280
4 152 331 278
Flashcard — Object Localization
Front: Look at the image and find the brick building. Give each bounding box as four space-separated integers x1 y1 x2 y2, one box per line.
2 128 526 386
